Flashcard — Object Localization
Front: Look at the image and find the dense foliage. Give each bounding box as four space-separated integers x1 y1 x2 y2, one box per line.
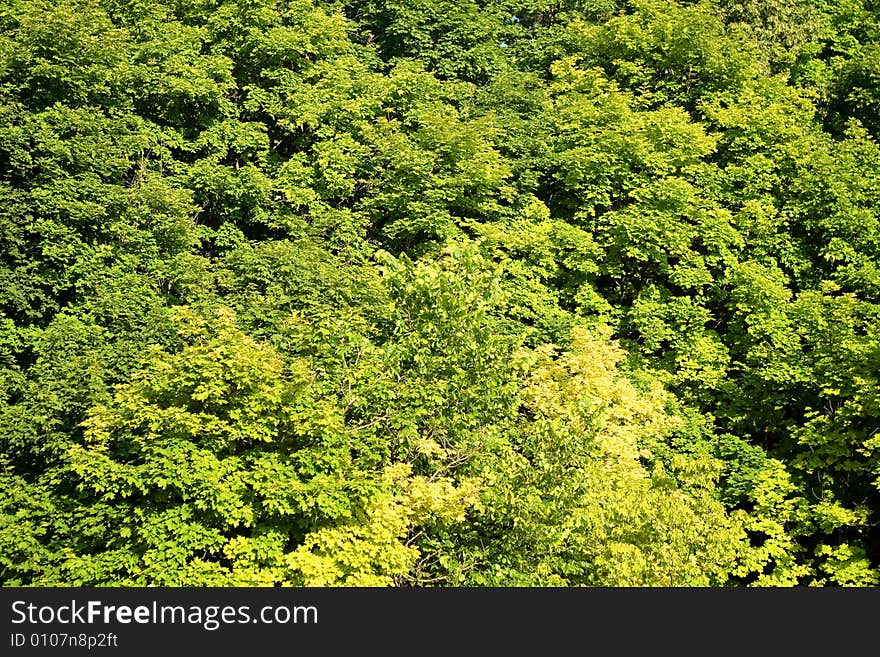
1 0 879 586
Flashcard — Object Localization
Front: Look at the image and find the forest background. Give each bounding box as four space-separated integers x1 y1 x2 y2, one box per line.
1 0 880 586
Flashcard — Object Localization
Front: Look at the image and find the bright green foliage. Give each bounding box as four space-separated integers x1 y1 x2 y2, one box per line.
426 326 750 586
286 463 481 586
3 0 880 587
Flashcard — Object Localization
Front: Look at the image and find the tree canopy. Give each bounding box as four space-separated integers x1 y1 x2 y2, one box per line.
2 0 880 586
